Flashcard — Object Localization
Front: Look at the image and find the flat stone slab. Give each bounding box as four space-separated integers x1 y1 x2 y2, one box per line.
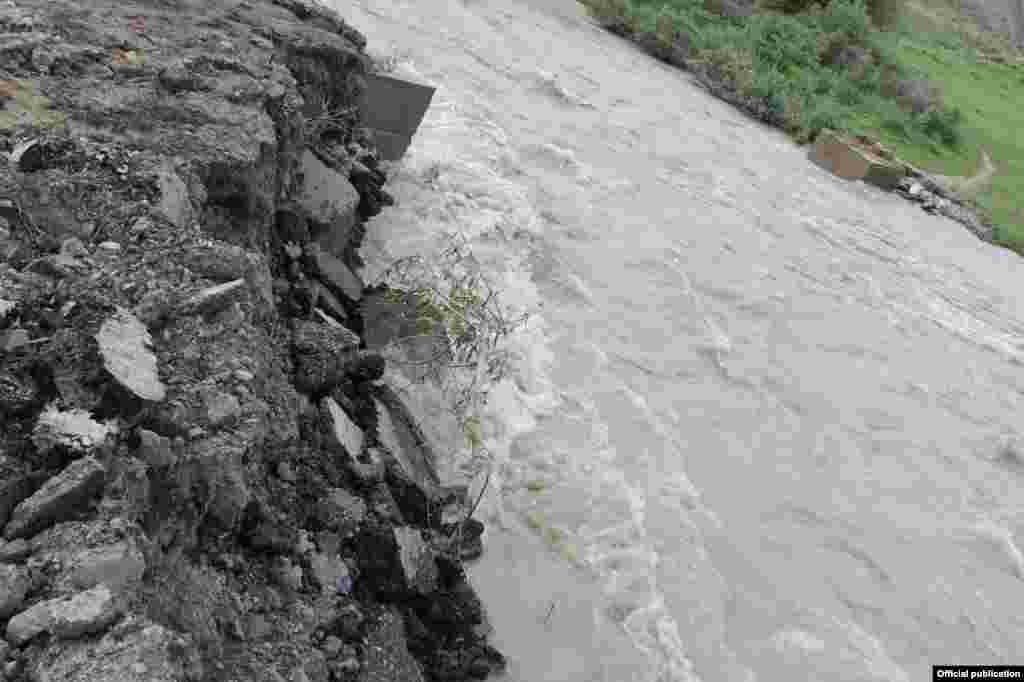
809 129 907 190
297 149 359 257
6 584 121 645
308 245 363 303
322 396 365 459
4 457 106 540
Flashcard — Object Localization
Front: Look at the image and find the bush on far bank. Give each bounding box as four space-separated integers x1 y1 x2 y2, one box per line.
582 0 966 148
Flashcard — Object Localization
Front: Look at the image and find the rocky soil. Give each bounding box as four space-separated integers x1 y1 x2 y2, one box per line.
0 0 504 681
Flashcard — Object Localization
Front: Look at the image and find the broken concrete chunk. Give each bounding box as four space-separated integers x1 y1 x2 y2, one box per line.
0 563 31 619
307 245 363 303
322 397 365 459
179 278 247 316
359 72 435 135
4 457 106 540
6 584 121 645
297 150 359 254
96 309 167 402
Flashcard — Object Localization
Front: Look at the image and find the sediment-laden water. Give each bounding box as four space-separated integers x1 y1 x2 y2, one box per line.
347 0 1024 679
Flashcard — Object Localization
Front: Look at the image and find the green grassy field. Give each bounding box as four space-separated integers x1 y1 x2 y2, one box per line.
581 0 1024 251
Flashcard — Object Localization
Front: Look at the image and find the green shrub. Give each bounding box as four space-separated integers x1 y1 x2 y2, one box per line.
918 106 963 147
818 0 872 40
749 13 819 71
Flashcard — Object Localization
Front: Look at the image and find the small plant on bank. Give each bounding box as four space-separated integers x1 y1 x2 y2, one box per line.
374 229 530 471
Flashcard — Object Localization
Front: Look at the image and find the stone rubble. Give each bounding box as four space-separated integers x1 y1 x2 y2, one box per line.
0 0 504 680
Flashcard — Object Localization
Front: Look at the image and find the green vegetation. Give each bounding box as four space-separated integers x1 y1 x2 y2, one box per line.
579 0 1024 251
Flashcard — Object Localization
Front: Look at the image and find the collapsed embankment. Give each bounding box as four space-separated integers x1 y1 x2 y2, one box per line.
0 0 503 680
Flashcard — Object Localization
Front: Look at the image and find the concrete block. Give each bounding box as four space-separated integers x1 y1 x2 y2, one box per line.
359 74 435 136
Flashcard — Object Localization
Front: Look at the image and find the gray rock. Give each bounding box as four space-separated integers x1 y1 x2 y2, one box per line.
0 538 31 563
62 541 146 593
824 44 870 70
291 320 360 395
277 460 297 483
307 552 350 595
204 391 242 427
322 397 365 460
322 635 343 658
373 386 441 492
354 525 437 597
28 618 197 682
6 584 121 645
297 149 360 259
315 488 367 534
359 289 417 351
884 77 941 115
136 429 176 469
307 244 363 303
183 242 254 282
273 557 303 592
0 472 46 530
703 0 754 17
393 527 438 595
179 278 247 316
0 564 30 619
357 606 425 682
316 285 349 324
153 165 194 230
4 457 106 540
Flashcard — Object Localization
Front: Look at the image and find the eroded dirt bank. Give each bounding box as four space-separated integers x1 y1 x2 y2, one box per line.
0 1 503 680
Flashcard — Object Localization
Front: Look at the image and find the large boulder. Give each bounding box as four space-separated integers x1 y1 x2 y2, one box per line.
956 0 1024 48
882 76 943 115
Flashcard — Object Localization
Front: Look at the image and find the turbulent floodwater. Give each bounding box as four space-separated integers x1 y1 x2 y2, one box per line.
342 0 1024 680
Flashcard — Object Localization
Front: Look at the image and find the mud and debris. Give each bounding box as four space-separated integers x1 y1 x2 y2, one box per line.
0 0 503 680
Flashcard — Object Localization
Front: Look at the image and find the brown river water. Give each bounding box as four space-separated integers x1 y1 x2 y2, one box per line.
341 0 1024 679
